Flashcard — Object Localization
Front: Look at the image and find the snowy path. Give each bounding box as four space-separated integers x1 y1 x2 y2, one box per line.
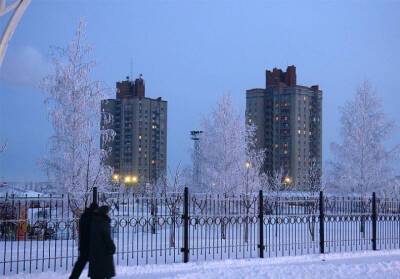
5 250 400 279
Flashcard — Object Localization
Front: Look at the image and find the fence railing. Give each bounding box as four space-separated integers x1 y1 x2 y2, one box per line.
1 188 399 275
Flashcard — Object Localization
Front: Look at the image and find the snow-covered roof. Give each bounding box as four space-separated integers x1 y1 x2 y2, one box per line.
0 182 48 198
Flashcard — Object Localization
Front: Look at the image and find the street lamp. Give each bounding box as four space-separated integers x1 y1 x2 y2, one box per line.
245 162 250 194
124 176 132 184
284 176 292 186
124 175 138 185
112 174 119 182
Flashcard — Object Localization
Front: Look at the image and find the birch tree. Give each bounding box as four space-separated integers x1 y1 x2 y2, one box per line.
199 94 266 194
41 21 114 212
0 142 5 154
265 167 285 196
303 158 322 241
303 157 322 195
151 165 185 246
328 81 399 195
197 94 266 241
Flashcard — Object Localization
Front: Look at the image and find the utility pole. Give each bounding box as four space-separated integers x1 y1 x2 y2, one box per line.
190 130 203 192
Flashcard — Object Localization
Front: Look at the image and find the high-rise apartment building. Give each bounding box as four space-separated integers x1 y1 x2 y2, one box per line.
101 75 167 187
246 66 322 187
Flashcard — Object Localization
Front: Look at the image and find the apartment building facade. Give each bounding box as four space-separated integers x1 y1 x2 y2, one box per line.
246 66 322 188
101 75 167 187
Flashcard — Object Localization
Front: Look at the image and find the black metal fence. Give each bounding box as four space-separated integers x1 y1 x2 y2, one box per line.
1 188 399 275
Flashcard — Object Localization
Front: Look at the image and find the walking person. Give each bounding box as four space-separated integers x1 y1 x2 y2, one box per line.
89 205 116 279
69 202 98 279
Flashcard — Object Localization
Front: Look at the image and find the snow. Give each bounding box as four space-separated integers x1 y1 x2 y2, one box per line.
4 249 400 279
0 183 47 197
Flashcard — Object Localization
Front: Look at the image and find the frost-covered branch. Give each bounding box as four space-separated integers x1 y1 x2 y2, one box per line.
40 20 115 210
327 81 399 196
198 94 266 194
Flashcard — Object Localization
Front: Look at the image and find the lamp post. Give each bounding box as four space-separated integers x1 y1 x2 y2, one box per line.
245 162 250 194
284 176 292 187
244 161 251 243
190 130 203 192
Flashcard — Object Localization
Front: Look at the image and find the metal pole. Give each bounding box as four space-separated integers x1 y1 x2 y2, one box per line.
181 187 189 262
258 190 265 258
319 191 325 254
92 187 98 206
372 192 377 251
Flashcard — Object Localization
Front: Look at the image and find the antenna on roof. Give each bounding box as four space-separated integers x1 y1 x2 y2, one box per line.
130 58 133 81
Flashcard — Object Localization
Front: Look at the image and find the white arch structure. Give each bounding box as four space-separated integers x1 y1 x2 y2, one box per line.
0 0 31 67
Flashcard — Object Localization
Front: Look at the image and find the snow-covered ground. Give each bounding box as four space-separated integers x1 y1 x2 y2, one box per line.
4 249 400 279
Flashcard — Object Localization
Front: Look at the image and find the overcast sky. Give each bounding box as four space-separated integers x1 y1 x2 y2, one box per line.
0 0 399 181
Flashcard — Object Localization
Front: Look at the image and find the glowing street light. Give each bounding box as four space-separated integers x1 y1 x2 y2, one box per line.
124 176 132 184
284 176 292 185
124 175 138 184
112 174 119 181
245 162 251 194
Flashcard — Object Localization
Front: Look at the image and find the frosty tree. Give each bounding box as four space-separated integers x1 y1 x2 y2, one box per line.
0 142 5 154
264 167 285 196
328 81 399 195
150 165 185 245
302 157 322 195
198 94 265 194
41 21 114 211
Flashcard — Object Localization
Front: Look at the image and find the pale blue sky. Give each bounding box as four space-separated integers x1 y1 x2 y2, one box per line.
1 0 399 181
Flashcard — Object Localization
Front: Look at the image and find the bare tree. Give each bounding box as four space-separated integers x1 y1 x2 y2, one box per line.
328 81 400 196
265 167 285 196
302 158 322 241
264 167 285 238
199 94 266 194
0 141 5 154
41 21 115 215
150 165 184 246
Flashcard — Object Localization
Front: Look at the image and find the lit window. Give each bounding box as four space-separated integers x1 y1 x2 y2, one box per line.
298 130 301 135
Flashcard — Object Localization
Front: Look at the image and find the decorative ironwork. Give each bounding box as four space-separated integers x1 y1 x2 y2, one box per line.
1 190 400 275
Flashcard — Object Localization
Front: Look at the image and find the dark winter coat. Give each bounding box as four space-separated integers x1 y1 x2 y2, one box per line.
78 206 95 258
88 206 116 278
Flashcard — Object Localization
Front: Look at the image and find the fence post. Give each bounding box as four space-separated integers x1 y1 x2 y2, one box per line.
319 191 325 254
92 187 98 206
181 187 189 263
258 190 265 258
372 192 377 251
